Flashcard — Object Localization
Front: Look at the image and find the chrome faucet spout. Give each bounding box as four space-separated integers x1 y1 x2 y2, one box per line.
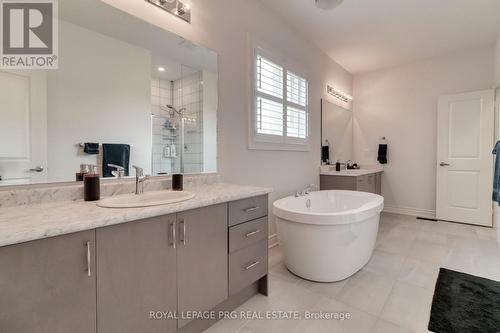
295 184 318 197
132 165 149 195
108 164 125 178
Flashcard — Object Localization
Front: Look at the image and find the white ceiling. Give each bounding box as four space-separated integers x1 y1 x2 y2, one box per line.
60 0 218 74
260 0 500 74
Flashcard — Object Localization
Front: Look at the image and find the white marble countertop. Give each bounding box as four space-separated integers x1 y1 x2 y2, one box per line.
0 183 272 247
320 166 384 177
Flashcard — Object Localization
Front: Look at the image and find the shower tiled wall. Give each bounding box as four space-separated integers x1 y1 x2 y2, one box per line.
151 71 204 175
151 78 174 175
173 71 204 173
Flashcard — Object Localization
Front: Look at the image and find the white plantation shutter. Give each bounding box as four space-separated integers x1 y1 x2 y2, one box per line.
255 56 284 136
287 71 307 107
256 97 283 136
287 106 307 138
286 71 308 139
256 56 283 99
253 51 309 147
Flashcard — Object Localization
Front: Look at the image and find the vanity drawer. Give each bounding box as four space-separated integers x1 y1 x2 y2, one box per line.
229 217 268 253
229 195 268 226
229 240 268 296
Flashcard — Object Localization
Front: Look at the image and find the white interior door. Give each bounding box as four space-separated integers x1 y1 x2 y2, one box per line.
436 90 494 226
0 70 47 185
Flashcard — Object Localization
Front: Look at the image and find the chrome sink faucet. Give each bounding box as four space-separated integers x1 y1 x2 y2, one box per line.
108 164 125 178
132 165 149 195
295 184 318 197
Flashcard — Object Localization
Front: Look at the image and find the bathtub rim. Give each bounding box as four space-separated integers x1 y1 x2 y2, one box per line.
273 190 384 225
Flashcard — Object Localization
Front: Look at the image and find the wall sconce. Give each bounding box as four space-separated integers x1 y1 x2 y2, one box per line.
327 85 353 102
145 0 191 23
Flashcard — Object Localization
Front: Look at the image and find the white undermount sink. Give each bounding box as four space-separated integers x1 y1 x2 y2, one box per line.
97 190 196 208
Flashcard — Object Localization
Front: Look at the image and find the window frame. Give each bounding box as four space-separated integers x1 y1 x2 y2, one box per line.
249 46 310 151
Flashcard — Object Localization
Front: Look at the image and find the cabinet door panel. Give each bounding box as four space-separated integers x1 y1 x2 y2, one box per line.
356 175 370 192
96 215 177 333
320 175 356 190
177 204 228 328
0 231 96 333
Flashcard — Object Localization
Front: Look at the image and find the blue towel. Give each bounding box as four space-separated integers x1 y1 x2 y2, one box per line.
493 141 500 204
102 144 130 178
83 142 99 154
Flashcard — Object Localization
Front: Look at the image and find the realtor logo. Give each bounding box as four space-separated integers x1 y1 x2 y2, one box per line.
1 0 58 68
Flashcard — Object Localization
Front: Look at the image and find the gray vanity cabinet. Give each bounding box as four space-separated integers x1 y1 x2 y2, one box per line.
176 203 228 328
96 214 177 333
0 230 97 333
0 197 264 333
320 172 382 194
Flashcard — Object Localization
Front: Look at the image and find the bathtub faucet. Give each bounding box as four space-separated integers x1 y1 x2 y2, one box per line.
295 184 318 197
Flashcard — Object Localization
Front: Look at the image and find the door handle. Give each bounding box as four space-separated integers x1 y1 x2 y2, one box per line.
179 219 186 245
86 241 91 277
243 261 260 270
245 229 261 238
170 222 176 249
244 206 259 213
27 166 44 173
439 162 451 167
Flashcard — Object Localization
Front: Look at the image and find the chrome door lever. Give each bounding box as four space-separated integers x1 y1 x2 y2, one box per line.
439 162 451 167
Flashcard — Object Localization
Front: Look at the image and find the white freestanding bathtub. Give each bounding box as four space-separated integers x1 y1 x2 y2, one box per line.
273 190 384 282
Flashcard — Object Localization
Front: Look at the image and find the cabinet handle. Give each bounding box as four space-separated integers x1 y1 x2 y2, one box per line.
179 219 186 245
170 222 176 249
245 229 261 238
244 261 260 270
244 206 259 213
86 241 91 277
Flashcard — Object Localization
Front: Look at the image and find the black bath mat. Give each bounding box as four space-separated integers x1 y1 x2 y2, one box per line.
428 268 500 333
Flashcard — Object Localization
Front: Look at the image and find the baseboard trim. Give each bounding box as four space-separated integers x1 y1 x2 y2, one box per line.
383 205 436 219
268 233 279 248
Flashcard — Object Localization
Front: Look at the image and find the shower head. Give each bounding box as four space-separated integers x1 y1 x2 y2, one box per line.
164 105 187 117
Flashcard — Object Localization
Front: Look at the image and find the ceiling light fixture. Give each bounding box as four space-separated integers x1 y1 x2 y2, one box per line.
145 0 191 23
315 0 344 10
158 67 166 72
327 85 353 102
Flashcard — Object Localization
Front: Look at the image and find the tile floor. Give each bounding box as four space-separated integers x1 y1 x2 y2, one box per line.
204 212 500 333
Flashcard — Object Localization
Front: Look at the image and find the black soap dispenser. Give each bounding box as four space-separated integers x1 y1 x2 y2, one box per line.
335 160 341 172
84 165 100 201
172 174 183 191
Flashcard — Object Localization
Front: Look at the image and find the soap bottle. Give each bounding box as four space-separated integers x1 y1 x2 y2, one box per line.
335 160 341 172
84 165 100 201
172 174 183 191
76 164 89 181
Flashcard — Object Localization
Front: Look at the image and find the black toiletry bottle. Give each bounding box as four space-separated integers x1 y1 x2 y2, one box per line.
336 160 341 172
172 174 183 191
76 164 89 181
84 165 100 201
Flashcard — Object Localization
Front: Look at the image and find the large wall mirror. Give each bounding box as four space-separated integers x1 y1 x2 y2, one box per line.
0 0 218 186
321 99 353 163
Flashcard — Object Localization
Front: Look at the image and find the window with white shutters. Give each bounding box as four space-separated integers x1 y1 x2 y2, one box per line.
252 50 309 149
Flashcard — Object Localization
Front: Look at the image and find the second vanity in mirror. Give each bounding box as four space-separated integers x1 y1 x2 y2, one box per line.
320 99 383 194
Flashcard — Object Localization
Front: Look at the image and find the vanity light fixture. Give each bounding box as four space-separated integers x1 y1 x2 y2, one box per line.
315 0 344 10
145 0 191 23
327 85 353 102
158 67 166 72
